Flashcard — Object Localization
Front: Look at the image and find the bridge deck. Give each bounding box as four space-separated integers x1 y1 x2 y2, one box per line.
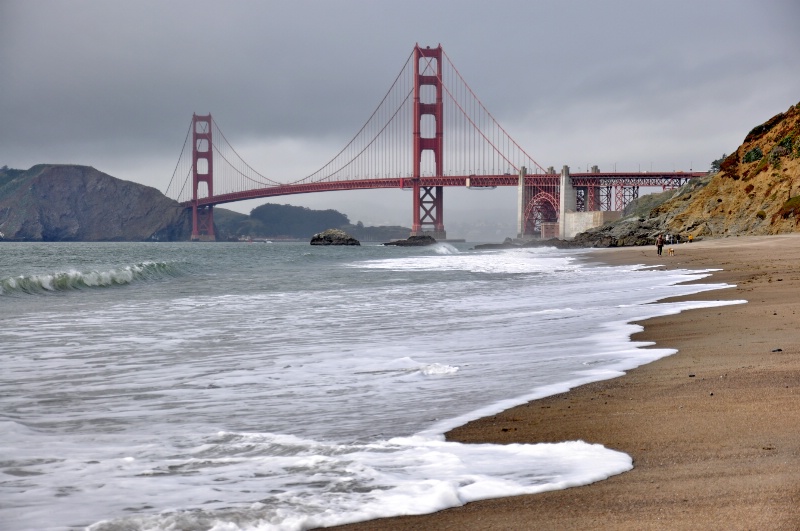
184 172 707 207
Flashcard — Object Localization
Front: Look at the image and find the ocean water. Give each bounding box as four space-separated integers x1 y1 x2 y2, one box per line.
0 241 740 531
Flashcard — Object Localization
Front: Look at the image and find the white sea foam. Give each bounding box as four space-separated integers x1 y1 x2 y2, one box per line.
432 242 460 254
73 432 631 531
358 246 576 274
420 362 460 375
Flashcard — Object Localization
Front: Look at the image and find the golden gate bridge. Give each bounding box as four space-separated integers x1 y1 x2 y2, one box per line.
165 44 706 241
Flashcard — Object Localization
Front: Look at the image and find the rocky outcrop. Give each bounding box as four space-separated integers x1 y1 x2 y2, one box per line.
310 228 360 245
571 218 665 247
0 165 192 241
383 235 437 246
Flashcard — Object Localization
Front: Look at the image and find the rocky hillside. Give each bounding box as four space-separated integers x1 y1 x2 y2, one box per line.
0 165 191 241
575 101 800 246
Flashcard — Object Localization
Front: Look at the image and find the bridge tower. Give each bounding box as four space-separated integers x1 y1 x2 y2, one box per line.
411 44 446 239
191 113 216 241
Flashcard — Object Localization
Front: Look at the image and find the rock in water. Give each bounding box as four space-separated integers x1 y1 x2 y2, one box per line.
310 229 361 246
383 235 437 246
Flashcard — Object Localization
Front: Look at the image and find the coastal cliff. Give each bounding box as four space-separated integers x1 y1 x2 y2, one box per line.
0 165 191 241
574 101 800 246
656 101 800 237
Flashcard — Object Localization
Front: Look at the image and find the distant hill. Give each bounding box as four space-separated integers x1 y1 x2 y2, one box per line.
0 164 412 242
214 202 411 241
212 208 250 240
249 202 348 239
0 165 191 241
574 101 800 246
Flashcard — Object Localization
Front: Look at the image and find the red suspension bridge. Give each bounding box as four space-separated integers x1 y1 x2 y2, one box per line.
165 44 706 241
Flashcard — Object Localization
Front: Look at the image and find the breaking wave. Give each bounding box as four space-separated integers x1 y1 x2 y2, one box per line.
0 261 181 296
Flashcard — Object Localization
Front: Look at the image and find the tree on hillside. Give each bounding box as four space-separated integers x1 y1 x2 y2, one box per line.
710 154 727 174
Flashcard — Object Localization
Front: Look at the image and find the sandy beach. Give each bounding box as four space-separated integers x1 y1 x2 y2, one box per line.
331 234 800 530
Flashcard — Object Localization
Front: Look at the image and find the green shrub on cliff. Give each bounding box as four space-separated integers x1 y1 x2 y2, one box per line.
778 134 794 151
770 146 790 167
743 147 763 163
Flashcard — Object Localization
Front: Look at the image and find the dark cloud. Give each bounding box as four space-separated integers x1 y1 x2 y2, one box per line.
2 0 798 237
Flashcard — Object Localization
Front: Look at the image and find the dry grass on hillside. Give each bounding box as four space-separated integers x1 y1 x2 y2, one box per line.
654 101 800 238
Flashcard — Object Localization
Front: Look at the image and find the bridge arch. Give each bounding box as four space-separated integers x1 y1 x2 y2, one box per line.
523 191 559 236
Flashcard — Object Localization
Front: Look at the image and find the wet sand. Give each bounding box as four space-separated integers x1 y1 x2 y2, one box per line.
331 234 800 530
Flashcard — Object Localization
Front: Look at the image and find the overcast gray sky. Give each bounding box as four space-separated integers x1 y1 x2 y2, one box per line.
2 0 799 239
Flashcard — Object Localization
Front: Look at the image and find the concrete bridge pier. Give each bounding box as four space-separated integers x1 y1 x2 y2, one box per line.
516 166 527 239
558 165 576 240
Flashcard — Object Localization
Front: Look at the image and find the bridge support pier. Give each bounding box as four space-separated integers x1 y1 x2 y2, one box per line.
410 44 446 240
516 166 527 239
558 165 576 240
191 113 216 241
191 204 216 242
411 183 446 239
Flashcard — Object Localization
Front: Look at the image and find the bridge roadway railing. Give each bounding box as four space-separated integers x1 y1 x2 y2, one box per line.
569 171 707 188
181 174 526 207
182 172 707 208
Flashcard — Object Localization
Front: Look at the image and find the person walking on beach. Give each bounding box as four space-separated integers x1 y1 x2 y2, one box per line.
656 233 664 256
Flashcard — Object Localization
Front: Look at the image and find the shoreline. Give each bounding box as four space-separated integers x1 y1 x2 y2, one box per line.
331 234 800 530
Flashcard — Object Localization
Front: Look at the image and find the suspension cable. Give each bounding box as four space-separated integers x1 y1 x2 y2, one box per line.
164 117 193 197
212 118 283 186
291 48 416 185
441 49 547 174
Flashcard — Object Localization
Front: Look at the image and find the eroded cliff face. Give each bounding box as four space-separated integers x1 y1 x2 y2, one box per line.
0 165 192 241
654 102 800 238
575 102 800 246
